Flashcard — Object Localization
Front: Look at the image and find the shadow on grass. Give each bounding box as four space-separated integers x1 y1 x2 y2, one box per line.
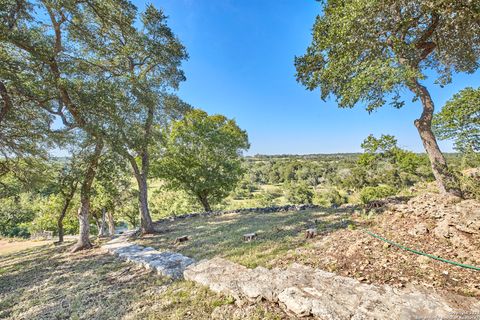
138 207 354 268
0 242 170 320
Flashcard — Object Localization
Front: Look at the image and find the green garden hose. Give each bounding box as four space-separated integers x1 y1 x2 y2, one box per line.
363 230 480 271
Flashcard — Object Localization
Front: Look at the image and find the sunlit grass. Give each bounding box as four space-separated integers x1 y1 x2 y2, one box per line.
137 208 352 268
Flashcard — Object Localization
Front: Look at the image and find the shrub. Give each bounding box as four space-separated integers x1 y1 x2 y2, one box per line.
460 169 480 200
285 182 314 205
253 188 280 207
359 185 397 204
313 188 347 207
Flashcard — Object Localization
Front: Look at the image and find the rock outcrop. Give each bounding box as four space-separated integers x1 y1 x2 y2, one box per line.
386 193 480 264
184 257 480 319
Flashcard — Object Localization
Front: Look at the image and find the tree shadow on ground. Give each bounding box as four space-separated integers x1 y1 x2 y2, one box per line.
138 207 354 268
0 243 171 320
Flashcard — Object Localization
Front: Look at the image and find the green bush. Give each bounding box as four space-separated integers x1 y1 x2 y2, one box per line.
359 185 397 204
285 182 314 205
313 188 347 207
253 189 278 207
460 172 480 200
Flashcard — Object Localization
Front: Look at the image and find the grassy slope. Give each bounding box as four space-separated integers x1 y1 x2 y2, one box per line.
137 208 350 268
0 243 286 320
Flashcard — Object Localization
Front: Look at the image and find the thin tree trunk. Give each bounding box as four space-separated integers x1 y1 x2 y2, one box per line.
57 182 77 243
107 210 115 236
71 139 104 252
98 208 107 237
198 194 212 212
57 197 71 243
410 81 462 197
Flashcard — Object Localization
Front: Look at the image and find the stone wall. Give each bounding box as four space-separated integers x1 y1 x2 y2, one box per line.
154 204 321 224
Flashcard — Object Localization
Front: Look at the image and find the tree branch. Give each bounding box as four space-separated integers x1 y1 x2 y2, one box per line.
0 81 13 125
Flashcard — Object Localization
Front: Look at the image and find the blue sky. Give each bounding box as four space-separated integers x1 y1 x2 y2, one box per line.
134 0 480 155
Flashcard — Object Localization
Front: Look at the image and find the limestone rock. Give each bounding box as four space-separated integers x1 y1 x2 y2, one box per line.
184 258 480 319
102 236 195 279
408 223 429 236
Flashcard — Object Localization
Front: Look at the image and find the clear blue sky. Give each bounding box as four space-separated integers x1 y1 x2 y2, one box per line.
134 0 480 155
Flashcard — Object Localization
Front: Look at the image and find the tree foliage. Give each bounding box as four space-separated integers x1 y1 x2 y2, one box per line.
433 87 480 152
295 0 479 196
295 0 480 111
155 109 250 211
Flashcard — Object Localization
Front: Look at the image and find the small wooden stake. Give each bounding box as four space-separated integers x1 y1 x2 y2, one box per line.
175 235 189 244
305 228 317 239
243 233 257 242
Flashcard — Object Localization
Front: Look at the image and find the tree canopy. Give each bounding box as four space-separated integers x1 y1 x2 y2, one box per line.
295 0 479 196
295 0 480 111
433 87 480 152
155 109 250 211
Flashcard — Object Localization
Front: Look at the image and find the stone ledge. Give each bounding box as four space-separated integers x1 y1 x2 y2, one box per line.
102 237 195 279
184 257 480 319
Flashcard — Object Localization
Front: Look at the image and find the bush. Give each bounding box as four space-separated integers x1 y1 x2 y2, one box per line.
150 186 202 218
359 185 397 204
285 182 314 205
253 189 278 207
460 169 480 200
313 188 347 207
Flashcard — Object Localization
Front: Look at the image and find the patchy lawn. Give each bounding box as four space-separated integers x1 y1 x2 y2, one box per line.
0 242 287 320
137 208 352 268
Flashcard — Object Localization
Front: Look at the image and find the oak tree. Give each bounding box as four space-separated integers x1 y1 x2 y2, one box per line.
296 0 480 197
155 110 250 212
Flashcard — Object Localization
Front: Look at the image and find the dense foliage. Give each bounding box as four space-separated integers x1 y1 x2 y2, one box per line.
433 87 480 152
154 110 250 211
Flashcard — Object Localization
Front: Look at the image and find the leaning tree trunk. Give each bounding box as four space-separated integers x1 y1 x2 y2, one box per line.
57 197 71 243
107 210 115 236
198 194 212 212
71 139 104 252
57 183 77 243
411 81 462 197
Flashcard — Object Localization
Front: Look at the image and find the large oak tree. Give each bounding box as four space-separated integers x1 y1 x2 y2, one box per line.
295 0 480 196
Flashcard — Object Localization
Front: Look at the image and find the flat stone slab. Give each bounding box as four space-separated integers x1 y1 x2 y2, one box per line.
184 258 480 319
102 237 194 279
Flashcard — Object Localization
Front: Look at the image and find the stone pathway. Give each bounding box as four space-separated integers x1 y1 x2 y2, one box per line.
184 257 480 319
102 233 195 279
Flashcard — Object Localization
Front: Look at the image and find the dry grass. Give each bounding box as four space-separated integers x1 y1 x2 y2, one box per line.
0 239 54 256
137 208 352 268
0 241 288 320
138 205 479 298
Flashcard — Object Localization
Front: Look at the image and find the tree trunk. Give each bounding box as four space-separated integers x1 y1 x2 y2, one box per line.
98 208 108 237
57 198 71 243
411 81 462 197
128 156 155 234
135 173 155 233
198 194 212 212
71 139 104 252
107 210 115 236
73 196 93 252
57 182 77 243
